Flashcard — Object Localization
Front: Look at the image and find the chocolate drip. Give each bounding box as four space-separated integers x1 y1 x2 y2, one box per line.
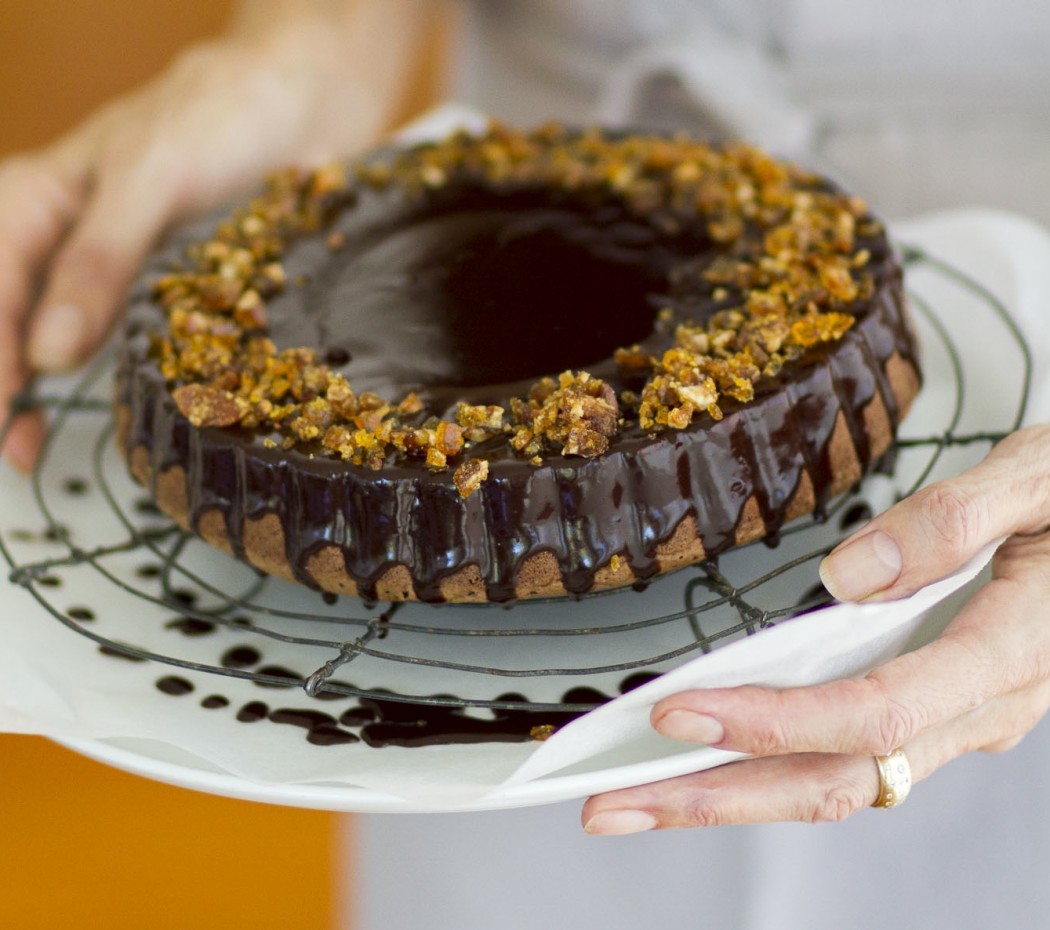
116 177 919 603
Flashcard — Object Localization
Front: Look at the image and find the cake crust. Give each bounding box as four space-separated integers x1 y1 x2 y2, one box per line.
115 347 918 601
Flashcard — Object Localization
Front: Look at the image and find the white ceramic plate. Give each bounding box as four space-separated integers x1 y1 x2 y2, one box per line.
4 207 1048 811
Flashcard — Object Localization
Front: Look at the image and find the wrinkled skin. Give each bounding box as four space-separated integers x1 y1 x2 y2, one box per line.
584 426 1050 833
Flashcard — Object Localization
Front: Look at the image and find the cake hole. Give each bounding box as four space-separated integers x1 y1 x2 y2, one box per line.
67 606 95 622
311 200 685 392
426 207 671 386
201 695 230 710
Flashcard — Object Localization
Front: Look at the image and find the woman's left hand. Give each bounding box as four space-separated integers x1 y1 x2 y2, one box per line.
582 425 1050 835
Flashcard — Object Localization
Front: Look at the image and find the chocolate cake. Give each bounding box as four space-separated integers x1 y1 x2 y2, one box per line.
115 124 921 604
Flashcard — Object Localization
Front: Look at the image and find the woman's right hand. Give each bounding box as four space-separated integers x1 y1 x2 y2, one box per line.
0 0 439 471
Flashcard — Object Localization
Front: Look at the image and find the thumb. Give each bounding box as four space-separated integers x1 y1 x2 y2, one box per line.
27 165 171 373
819 426 1050 602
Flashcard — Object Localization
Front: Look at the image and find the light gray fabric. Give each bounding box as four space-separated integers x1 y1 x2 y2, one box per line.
353 4 1050 926
356 727 1050 929
453 0 1050 223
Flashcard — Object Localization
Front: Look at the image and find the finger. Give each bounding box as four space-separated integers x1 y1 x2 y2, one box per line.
1 415 47 474
0 154 85 469
652 541 1050 758
585 682 1050 833
980 736 1025 753
819 426 1050 602
583 752 879 833
27 153 173 374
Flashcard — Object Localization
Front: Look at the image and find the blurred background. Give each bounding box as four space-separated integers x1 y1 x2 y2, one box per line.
2 3 366 928
1 2 451 924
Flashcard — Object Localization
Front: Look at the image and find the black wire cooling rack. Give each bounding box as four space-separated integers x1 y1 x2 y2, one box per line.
0 245 1032 747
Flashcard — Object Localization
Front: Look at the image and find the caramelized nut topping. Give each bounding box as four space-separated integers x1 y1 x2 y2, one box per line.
452 458 489 498
529 724 557 741
151 123 876 496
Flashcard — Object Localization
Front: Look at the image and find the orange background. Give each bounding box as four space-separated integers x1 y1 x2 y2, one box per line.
1 3 338 928
1 4 450 925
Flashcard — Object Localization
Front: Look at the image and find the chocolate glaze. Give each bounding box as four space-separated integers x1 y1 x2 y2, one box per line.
117 171 919 604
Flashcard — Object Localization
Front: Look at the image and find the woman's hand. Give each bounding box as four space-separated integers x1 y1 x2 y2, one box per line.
583 425 1050 834
0 0 437 471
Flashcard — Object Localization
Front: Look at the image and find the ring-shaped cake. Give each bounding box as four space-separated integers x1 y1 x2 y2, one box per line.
116 124 921 604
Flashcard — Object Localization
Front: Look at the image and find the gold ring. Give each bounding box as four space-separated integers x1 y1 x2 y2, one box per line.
872 748 912 809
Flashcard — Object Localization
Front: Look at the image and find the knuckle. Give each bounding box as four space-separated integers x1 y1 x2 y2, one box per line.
681 795 726 829
872 700 918 754
805 777 869 824
861 675 924 754
746 719 793 756
917 484 986 554
744 688 803 756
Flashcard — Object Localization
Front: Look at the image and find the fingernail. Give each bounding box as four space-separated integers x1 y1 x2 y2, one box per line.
29 304 87 371
819 529 902 602
655 709 725 745
584 810 658 836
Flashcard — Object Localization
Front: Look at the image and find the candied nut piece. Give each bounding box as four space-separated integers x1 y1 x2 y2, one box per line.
613 344 654 377
563 424 611 457
233 289 268 330
512 371 620 459
172 384 247 428
455 403 505 441
453 458 489 498
435 420 464 456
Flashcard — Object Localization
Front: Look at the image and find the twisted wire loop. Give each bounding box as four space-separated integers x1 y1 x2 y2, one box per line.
0 247 1029 732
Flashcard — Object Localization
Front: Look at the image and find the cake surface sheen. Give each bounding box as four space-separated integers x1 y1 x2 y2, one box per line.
116 124 921 604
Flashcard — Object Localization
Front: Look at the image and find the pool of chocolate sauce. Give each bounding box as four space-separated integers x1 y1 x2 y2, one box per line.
272 193 686 411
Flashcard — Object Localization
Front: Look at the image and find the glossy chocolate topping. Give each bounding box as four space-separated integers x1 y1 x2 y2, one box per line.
117 141 919 604
268 190 689 411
